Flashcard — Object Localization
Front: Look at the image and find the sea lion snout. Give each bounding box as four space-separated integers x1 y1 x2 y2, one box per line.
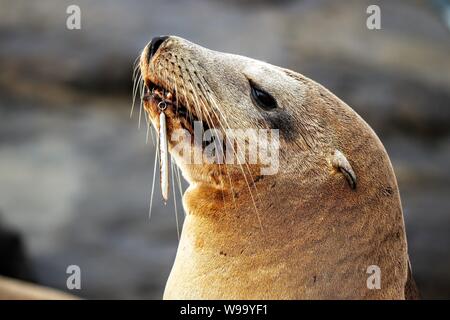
145 35 170 64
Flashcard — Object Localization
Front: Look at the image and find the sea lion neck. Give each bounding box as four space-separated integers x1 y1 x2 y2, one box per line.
138 36 414 299
168 173 409 299
182 172 331 227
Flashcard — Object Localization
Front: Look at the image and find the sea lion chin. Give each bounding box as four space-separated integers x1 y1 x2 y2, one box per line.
138 36 419 300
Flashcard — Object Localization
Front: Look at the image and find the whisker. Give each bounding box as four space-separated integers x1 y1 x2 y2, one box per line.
138 74 145 129
171 159 181 239
145 116 150 144
185 73 228 204
174 165 185 216
148 148 159 220
185 67 237 207
206 90 264 231
131 62 141 118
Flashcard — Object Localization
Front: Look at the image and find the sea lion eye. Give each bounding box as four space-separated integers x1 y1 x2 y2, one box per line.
249 80 278 111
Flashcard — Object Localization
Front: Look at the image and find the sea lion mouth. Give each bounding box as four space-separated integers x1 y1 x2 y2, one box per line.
136 36 280 189
143 80 212 135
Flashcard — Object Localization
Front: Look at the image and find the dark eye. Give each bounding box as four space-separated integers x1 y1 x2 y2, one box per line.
249 80 278 111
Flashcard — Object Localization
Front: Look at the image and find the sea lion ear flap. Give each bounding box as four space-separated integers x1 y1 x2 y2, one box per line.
331 150 357 190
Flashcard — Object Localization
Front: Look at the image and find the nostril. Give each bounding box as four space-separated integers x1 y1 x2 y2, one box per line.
147 35 169 64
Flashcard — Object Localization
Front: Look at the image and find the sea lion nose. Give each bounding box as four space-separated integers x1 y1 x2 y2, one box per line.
147 35 169 63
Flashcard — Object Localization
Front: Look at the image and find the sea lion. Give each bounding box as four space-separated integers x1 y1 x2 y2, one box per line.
138 36 419 299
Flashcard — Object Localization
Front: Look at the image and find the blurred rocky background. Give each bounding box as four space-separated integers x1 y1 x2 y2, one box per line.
0 0 449 299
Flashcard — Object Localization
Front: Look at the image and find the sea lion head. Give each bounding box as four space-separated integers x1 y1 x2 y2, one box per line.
138 36 360 196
